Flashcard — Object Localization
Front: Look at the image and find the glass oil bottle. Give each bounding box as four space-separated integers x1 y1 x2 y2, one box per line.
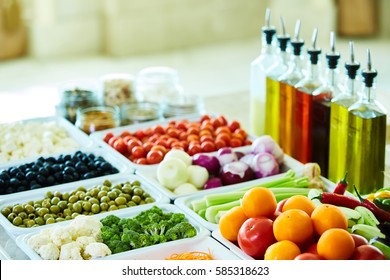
249 8 278 136
278 20 305 156
347 49 387 194
293 28 323 163
328 41 360 183
264 17 290 143
311 32 342 177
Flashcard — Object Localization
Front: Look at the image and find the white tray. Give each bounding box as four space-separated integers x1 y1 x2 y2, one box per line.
15 203 210 260
0 172 170 238
137 148 305 201
90 113 255 172
0 147 132 200
0 116 95 165
211 229 254 260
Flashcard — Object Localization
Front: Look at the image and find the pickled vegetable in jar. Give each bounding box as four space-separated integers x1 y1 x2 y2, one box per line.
100 73 136 107
121 102 161 126
56 80 99 124
75 106 120 134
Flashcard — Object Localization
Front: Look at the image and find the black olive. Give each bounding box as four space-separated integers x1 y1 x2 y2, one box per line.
54 172 63 182
9 167 20 176
63 155 72 161
101 162 112 171
0 178 7 188
25 171 36 181
57 155 65 163
64 160 74 167
87 153 96 160
63 174 74 182
30 165 39 172
9 178 21 187
64 166 76 175
83 172 94 179
46 157 56 164
38 167 49 177
17 185 27 192
36 175 47 185
20 180 29 186
51 164 61 173
5 186 14 194
46 175 55 185
15 172 25 180
0 171 10 181
78 165 88 174
72 172 80 180
30 184 42 190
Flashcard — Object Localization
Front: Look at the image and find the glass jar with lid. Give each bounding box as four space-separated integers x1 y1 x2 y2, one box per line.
100 73 136 107
135 66 183 104
120 102 162 126
56 79 100 124
75 106 120 134
161 93 205 118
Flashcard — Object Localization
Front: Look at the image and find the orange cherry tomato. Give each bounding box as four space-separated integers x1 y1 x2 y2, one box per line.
234 128 248 139
200 135 214 143
155 139 169 148
151 145 168 155
187 126 200 135
188 143 202 156
199 129 213 137
215 139 227 150
232 132 244 141
187 134 200 142
216 132 231 144
134 157 147 165
200 114 212 123
215 126 231 135
132 146 146 159
127 139 142 154
166 127 179 138
146 150 164 164
201 141 216 153
230 137 243 147
217 115 228 126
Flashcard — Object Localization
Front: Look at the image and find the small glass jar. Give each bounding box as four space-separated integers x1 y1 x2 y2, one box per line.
121 102 162 126
135 66 183 104
56 79 100 124
100 73 136 107
161 94 205 118
75 106 120 134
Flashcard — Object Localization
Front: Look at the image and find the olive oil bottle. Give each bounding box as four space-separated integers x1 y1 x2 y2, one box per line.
328 41 360 183
250 8 278 136
278 20 305 156
293 29 323 163
347 49 387 194
264 17 290 142
311 32 342 177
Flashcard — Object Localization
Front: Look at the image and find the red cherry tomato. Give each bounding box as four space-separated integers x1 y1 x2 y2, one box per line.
108 136 119 146
188 143 202 156
152 125 165 135
142 142 154 153
146 150 164 164
215 139 227 150
113 139 127 154
228 120 241 132
200 114 211 123
200 135 214 143
133 130 146 140
230 137 243 147
201 141 216 153
132 146 146 159
103 132 114 143
127 139 142 154
119 130 132 138
134 157 147 165
151 145 167 155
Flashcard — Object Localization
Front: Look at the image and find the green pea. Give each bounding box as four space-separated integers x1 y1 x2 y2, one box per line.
76 191 86 200
12 216 23 226
89 188 99 197
43 213 54 221
98 190 107 199
68 195 79 203
27 201 34 206
35 217 45 225
145 197 155 204
115 197 127 206
108 205 118 211
101 186 110 192
91 204 100 214
76 186 87 192
57 212 63 218
82 201 92 212
113 189 122 195
63 209 72 217
100 202 109 211
131 195 141 204
89 198 99 205
112 184 122 190
33 203 41 209
121 186 133 195
24 204 35 214
122 194 131 201
108 201 115 206
7 212 17 222
41 200 51 209
12 205 24 214
18 212 28 220
1 207 12 217
53 191 62 198
71 212 80 219
50 205 61 214
45 218 55 224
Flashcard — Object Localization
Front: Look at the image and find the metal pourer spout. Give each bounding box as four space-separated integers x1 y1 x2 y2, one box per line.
290 19 304 56
345 41 360 79
307 28 321 65
277 16 290 52
326 32 340 69
362 49 378 88
262 8 276 45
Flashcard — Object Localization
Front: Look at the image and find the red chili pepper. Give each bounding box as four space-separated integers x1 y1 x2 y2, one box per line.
353 185 390 223
316 191 362 209
333 172 348 195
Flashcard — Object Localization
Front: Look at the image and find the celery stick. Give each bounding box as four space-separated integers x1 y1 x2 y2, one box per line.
238 170 297 192
215 210 228 224
191 198 207 213
198 208 206 220
205 190 247 207
273 189 311 202
205 200 241 223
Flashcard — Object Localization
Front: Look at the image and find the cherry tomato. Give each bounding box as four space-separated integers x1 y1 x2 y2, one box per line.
216 132 231 145
228 120 241 132
188 143 202 156
133 129 147 140
217 115 228 126
144 127 153 137
187 126 200 135
200 114 211 123
123 135 135 144
166 127 179 138
200 135 213 143
187 134 199 142
134 157 147 165
119 130 132 138
215 139 227 150
155 139 169 148
127 139 142 154
179 131 188 141
103 132 114 143
215 126 231 135
201 141 216 153
131 146 146 159
244 139 252 146
234 128 248 139
176 121 188 130
232 132 244 141
142 142 154 153
230 137 243 147
151 145 167 155
113 139 128 154
152 125 165 135
108 136 119 146
146 150 164 164
199 129 213 137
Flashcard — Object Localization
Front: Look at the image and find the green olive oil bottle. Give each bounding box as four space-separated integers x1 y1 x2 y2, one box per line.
347 49 387 194
328 41 360 183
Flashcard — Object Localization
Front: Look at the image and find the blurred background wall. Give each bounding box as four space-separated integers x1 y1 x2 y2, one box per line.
1 0 389 60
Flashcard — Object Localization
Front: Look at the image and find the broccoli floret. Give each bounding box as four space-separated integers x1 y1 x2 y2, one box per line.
118 217 142 232
105 239 131 254
165 212 185 224
121 228 154 249
134 206 165 226
165 222 197 241
101 226 121 242
100 215 121 227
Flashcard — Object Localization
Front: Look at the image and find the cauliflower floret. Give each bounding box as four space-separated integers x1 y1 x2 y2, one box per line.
75 236 96 251
70 215 103 240
50 226 73 247
27 230 51 252
37 242 60 260
59 242 83 260
82 242 111 260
